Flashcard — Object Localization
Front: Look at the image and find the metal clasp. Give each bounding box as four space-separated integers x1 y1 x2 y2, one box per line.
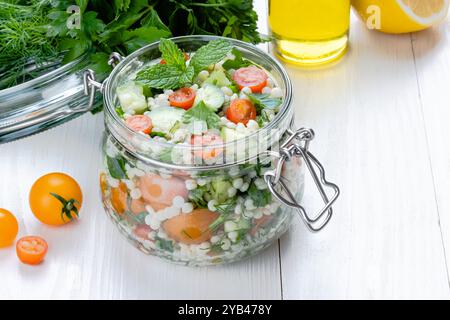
264 128 340 232
83 52 124 110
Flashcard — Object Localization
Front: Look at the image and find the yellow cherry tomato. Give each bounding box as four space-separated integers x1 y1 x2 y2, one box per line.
29 173 83 226
0 208 19 248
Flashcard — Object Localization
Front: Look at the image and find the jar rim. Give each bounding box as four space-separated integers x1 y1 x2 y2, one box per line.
104 35 293 167
0 53 89 96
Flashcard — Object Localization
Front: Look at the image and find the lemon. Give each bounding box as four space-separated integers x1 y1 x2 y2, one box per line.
352 0 449 33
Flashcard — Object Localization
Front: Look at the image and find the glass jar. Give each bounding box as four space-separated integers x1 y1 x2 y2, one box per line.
90 36 340 266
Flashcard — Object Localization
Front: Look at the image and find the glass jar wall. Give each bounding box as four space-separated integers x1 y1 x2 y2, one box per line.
100 129 304 266
96 36 307 265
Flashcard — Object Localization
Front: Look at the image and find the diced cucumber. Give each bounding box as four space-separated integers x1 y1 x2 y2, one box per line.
116 82 148 114
147 107 185 132
211 179 232 203
221 127 247 142
194 84 225 111
203 70 231 87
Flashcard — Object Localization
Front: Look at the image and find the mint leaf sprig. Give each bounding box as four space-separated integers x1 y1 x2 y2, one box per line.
189 40 233 74
135 39 233 90
159 38 187 69
135 64 184 90
182 101 220 129
223 48 253 70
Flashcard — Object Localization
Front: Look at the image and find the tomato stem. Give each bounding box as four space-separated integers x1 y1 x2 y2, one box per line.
50 192 79 222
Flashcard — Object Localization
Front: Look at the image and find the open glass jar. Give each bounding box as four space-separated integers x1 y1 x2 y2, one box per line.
88 35 339 266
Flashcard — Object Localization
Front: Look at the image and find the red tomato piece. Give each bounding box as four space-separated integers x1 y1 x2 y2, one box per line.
232 66 268 93
169 87 196 110
125 115 153 134
226 99 257 125
190 133 224 161
250 215 273 236
133 224 152 240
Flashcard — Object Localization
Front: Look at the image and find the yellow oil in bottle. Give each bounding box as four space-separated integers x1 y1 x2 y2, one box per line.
269 0 350 66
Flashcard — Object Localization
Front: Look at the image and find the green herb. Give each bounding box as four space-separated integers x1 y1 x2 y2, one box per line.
115 106 125 118
228 82 240 94
1 0 262 90
256 110 270 127
158 147 174 163
234 218 252 241
209 235 226 254
189 39 233 74
196 170 223 178
246 93 282 112
149 131 167 138
0 0 59 89
188 186 209 208
209 198 237 231
182 101 220 129
106 155 127 179
135 64 185 89
169 120 181 135
135 38 232 90
126 211 146 224
215 198 237 215
223 48 252 70
159 38 186 69
155 238 174 252
248 182 272 207
240 158 271 176
135 38 190 89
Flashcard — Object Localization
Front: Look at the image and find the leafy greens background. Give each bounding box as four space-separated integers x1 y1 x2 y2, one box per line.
48 0 263 78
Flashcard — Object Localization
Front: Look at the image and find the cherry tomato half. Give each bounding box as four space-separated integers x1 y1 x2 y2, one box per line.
133 224 152 240
110 182 128 215
0 208 19 248
160 52 190 65
16 236 48 265
125 115 153 134
232 66 268 93
169 87 196 110
226 99 257 125
190 133 224 161
250 215 273 236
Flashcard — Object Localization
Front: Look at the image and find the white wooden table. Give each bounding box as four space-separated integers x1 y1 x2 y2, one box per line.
2 3 450 300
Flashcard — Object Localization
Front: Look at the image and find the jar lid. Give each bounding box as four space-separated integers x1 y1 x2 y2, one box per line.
0 54 94 143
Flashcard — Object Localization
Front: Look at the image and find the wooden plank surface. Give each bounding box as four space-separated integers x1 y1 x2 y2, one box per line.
412 18 450 293
2 2 450 300
279 14 450 299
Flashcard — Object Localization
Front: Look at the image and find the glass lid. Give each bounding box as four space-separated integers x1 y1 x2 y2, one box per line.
0 54 95 144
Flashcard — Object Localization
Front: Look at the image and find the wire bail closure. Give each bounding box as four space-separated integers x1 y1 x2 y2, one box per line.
264 128 340 232
83 52 124 110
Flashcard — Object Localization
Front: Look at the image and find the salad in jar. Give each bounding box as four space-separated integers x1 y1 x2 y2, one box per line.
101 38 302 266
